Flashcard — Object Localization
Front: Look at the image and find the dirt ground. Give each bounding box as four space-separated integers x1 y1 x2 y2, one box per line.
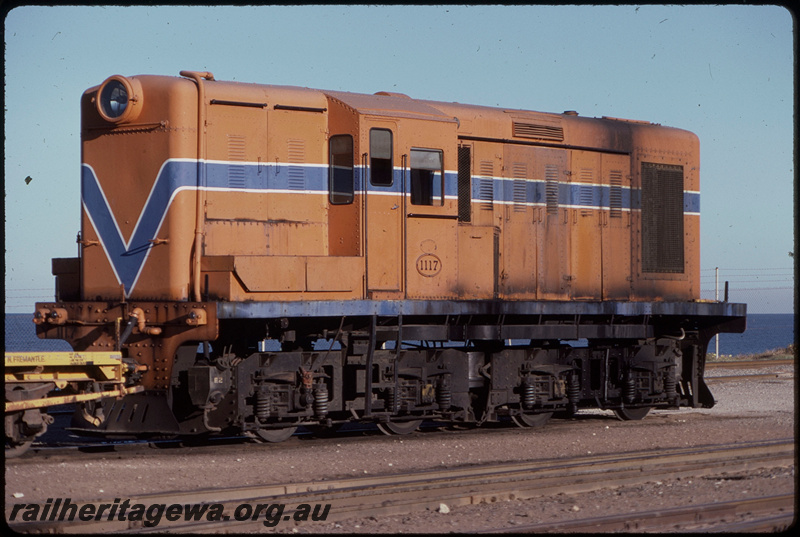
5 363 794 532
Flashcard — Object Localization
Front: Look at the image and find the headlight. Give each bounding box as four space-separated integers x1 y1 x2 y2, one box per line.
96 75 142 123
100 80 128 118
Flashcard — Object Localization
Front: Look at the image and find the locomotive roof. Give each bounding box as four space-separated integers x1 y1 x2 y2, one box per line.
112 75 693 152
227 78 693 152
323 88 565 125
324 89 458 123
131 75 665 129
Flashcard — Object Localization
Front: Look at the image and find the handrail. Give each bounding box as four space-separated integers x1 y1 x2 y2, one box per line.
179 71 215 302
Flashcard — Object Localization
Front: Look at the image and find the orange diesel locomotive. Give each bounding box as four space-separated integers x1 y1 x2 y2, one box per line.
23 71 745 444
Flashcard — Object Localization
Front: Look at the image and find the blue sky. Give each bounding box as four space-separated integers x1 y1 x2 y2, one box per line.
4 5 794 313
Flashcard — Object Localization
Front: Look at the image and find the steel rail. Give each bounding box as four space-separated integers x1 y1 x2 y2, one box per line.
483 493 795 533
706 373 793 383
8 438 793 534
706 358 793 369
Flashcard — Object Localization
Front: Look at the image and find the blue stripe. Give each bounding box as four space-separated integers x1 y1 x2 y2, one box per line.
472 178 641 210
83 160 700 295
684 192 700 213
205 161 329 192
192 161 700 213
471 176 698 212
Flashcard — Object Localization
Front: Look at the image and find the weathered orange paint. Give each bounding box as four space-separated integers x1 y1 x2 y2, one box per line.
71 73 700 315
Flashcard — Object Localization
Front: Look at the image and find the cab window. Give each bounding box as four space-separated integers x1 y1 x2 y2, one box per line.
409 148 443 206
329 135 354 204
370 129 393 186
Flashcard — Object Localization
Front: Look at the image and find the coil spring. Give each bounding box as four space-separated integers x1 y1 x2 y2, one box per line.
437 377 452 411
386 387 398 413
568 372 581 412
664 367 677 401
623 370 636 403
521 378 537 410
313 382 329 418
255 391 271 422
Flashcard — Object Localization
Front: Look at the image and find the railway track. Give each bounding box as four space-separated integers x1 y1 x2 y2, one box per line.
705 358 793 384
484 493 795 533
706 358 793 369
706 373 792 383
8 437 794 533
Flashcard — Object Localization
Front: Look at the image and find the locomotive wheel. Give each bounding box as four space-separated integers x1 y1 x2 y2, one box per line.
613 406 651 421
376 419 423 435
5 439 33 458
252 426 298 443
5 408 48 457
511 411 553 428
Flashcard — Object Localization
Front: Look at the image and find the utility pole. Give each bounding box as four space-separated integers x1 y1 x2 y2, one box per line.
715 267 720 358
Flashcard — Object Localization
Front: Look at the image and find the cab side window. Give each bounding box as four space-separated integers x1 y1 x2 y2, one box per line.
329 135 354 204
370 129 393 186
409 148 443 206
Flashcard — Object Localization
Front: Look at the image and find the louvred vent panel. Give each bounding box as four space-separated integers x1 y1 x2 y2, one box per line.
512 121 564 141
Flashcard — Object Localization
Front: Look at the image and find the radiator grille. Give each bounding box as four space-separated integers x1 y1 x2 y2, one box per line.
641 162 684 273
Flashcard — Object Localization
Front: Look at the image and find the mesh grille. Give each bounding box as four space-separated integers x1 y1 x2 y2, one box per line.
641 162 684 273
458 146 472 222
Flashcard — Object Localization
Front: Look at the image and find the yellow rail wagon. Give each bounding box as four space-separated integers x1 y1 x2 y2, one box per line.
4 352 143 456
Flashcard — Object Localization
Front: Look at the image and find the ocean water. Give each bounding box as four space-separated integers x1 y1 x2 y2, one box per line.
5 314 72 352
4 312 794 357
714 313 794 357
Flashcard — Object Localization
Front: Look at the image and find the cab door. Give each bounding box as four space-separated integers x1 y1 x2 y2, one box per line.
363 116 459 299
364 120 403 294
399 118 459 299
403 147 459 298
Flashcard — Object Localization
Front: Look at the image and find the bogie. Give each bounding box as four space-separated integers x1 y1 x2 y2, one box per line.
89 323 709 442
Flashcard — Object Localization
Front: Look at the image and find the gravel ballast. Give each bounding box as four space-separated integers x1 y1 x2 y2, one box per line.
5 363 794 532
